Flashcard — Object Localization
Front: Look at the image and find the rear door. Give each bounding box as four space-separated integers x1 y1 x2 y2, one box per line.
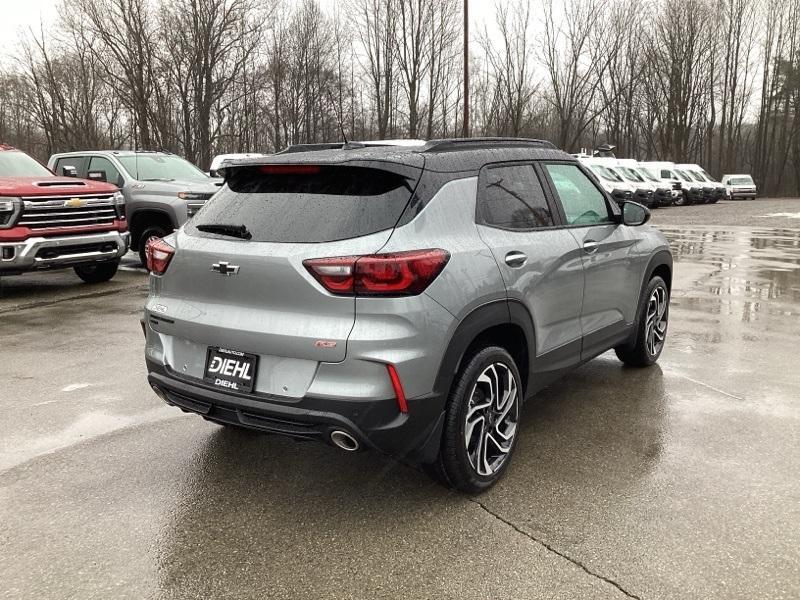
541 162 646 360
148 162 421 380
475 162 585 367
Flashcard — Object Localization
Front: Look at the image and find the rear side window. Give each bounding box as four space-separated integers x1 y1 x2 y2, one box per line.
478 164 554 229
188 165 417 243
54 156 88 177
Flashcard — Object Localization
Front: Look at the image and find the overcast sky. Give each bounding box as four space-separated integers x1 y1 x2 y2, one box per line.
0 1 500 58
1 1 57 45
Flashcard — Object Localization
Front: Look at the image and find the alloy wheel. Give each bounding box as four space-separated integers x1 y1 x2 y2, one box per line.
645 285 668 356
464 362 519 477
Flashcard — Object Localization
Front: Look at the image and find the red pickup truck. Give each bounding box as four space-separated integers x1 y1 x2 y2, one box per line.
0 145 130 283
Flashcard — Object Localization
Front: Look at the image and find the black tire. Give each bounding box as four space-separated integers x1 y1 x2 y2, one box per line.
138 225 169 269
615 275 669 367
426 345 522 494
674 192 687 206
73 260 120 284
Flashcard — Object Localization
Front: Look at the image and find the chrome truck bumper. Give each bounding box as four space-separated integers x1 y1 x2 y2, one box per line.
0 231 130 273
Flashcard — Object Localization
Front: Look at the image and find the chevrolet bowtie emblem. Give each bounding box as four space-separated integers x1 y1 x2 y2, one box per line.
211 262 240 276
65 198 86 208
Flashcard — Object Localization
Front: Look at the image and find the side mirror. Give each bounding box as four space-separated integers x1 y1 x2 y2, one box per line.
61 165 78 177
622 201 650 226
87 170 108 182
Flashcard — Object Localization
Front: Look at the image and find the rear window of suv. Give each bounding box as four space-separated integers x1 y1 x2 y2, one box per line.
188 165 417 243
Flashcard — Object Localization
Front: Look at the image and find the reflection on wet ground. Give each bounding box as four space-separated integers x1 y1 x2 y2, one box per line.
662 227 800 321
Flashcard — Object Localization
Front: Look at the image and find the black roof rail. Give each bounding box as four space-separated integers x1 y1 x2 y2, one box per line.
276 143 346 155
420 137 557 152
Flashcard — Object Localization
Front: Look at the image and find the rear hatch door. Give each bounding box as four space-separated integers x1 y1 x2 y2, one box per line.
150 159 422 367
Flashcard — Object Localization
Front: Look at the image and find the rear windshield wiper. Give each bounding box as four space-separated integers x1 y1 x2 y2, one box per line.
195 223 252 240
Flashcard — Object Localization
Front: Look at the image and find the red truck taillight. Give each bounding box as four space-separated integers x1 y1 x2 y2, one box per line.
145 238 175 275
303 249 450 296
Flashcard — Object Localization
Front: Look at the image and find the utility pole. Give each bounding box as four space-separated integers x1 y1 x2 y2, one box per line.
462 0 469 138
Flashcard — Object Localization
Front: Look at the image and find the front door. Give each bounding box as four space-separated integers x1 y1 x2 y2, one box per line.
542 162 645 360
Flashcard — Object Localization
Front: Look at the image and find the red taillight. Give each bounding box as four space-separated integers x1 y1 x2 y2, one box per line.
386 364 408 413
145 237 175 275
259 165 321 175
303 249 449 296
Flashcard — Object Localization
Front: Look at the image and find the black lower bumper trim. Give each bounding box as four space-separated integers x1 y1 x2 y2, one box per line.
147 361 446 463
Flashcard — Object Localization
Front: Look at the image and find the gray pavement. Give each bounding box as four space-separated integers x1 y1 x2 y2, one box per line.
1 200 799 599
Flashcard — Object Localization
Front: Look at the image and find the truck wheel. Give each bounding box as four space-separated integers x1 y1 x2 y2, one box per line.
74 260 120 284
138 226 169 269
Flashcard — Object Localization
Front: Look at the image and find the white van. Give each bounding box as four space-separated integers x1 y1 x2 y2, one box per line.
577 157 638 205
721 174 757 200
594 158 658 207
676 164 725 203
615 159 677 207
640 161 701 206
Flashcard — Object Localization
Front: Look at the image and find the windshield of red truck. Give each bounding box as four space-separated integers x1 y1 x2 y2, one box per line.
0 151 52 177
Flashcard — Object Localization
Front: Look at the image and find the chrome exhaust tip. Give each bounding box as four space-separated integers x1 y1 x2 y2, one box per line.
330 430 360 452
150 384 171 404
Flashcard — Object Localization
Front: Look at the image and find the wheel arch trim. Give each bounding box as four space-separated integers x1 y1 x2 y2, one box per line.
432 299 536 399
631 249 673 330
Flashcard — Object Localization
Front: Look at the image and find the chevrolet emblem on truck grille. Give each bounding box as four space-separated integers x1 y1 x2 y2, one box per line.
64 198 86 208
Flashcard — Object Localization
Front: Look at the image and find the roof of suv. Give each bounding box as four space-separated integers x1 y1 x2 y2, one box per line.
225 138 574 174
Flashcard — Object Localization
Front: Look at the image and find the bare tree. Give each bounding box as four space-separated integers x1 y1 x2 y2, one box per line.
63 0 159 147
541 0 613 149
0 0 797 195
354 0 397 138
159 0 267 167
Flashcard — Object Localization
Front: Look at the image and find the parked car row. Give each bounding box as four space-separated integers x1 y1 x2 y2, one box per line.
573 154 758 206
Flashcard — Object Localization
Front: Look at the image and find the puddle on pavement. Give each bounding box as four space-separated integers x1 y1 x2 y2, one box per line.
659 226 800 321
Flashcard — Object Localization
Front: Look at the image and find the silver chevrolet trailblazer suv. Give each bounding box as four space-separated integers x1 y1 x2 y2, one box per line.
143 139 672 493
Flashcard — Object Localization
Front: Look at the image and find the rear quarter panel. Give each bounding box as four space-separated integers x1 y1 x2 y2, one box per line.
354 177 507 398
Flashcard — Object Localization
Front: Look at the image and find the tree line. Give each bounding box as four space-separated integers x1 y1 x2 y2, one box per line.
0 0 799 195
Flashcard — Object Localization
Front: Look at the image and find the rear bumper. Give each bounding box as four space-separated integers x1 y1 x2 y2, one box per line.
146 360 446 464
729 190 757 199
0 230 129 273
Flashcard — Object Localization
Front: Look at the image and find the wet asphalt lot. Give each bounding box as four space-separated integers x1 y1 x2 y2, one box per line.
1 199 799 599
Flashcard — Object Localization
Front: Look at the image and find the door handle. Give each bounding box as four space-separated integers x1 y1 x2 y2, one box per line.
583 241 599 254
505 251 527 267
